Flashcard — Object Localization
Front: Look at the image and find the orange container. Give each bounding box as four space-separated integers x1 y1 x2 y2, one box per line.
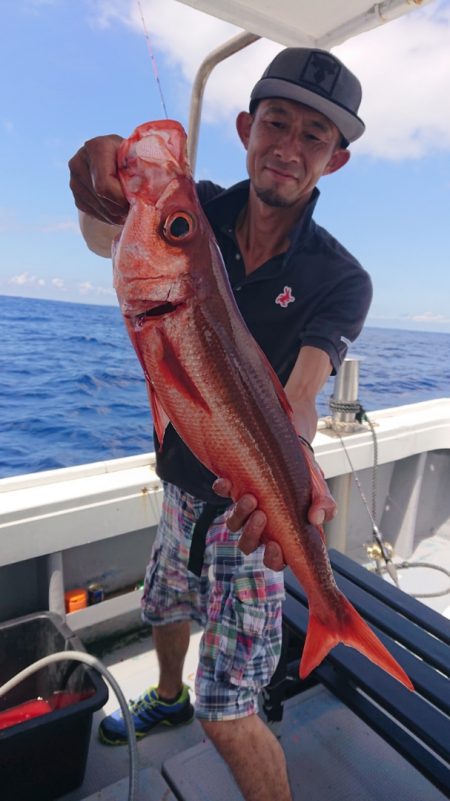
64 588 88 613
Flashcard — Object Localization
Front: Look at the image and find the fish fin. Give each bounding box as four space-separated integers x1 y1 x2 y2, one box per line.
299 439 336 521
125 321 171 449
146 382 170 450
316 524 326 544
241 337 293 419
272 376 293 419
300 593 414 691
159 334 210 413
264 359 293 419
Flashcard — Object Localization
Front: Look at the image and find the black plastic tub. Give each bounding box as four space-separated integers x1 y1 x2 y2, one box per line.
0 611 108 801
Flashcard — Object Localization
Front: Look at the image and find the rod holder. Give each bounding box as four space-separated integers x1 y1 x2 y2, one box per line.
329 357 362 431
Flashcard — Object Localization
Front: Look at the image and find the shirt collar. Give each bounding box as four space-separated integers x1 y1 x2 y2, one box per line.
203 179 320 248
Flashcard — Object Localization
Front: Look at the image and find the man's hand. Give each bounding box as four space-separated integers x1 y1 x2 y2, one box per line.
214 482 284 570
213 476 337 572
68 134 129 224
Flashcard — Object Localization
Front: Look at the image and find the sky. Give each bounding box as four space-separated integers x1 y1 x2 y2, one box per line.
1 0 450 332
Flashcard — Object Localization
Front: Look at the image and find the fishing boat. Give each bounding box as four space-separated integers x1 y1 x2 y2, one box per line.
0 1 449 800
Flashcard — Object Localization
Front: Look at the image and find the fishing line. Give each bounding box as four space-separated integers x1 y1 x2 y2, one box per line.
335 427 401 587
335 421 449 599
137 0 169 118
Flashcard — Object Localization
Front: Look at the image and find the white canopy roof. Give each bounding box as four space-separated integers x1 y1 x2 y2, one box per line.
177 0 432 48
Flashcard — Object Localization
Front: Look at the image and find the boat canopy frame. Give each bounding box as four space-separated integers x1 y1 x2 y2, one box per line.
184 0 431 171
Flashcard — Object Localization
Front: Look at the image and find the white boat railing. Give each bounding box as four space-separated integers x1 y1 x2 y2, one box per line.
1 398 449 633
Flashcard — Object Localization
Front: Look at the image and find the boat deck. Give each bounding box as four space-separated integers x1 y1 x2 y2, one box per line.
63 624 447 801
2 400 449 799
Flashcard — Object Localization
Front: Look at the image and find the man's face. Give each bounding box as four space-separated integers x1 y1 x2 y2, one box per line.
236 98 349 209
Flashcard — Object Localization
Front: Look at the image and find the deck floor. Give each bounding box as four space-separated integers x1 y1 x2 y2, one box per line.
382 532 450 618
62 626 447 801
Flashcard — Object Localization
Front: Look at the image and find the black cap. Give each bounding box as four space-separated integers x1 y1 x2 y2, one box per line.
250 48 365 144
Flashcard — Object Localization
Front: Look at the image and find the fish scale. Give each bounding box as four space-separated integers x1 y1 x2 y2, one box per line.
113 118 413 691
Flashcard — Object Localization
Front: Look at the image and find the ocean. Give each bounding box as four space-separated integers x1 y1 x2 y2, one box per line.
1 294 449 479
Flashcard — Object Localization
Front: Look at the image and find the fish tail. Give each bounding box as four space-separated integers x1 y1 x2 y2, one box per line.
299 593 414 691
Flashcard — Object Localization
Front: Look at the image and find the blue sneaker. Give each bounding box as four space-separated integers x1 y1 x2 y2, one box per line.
99 684 194 745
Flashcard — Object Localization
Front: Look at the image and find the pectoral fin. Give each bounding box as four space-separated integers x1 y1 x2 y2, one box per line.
158 333 210 413
146 382 170 450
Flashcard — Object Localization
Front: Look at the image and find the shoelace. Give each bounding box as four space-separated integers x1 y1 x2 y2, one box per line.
129 692 156 713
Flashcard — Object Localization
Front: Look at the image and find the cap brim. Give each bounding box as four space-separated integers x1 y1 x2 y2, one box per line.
251 78 365 143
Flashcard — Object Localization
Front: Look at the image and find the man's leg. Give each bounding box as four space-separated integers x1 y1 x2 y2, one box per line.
202 715 292 801
195 515 290 801
153 620 191 699
99 484 208 744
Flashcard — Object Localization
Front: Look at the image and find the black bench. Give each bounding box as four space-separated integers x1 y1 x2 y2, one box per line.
271 549 450 796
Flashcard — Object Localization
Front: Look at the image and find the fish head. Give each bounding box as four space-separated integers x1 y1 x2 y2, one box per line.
113 120 216 325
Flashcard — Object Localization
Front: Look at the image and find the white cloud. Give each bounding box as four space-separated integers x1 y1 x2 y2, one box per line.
96 286 115 296
90 0 450 160
336 2 450 159
78 281 94 294
367 310 450 332
51 277 66 290
408 311 450 323
3 272 115 303
9 272 45 287
91 0 280 121
0 211 80 235
78 281 115 297
38 220 80 233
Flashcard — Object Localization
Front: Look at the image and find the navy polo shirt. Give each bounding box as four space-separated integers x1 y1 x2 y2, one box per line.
155 179 372 504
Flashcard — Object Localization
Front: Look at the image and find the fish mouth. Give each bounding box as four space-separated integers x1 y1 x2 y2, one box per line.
133 300 183 321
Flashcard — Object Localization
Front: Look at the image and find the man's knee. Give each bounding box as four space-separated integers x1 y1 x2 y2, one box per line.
200 717 234 747
200 714 257 748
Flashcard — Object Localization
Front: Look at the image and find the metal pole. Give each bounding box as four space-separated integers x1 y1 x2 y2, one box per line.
47 551 66 618
326 357 362 551
325 473 353 552
187 31 260 172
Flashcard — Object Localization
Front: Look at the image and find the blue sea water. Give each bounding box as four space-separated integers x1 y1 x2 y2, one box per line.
1 294 449 479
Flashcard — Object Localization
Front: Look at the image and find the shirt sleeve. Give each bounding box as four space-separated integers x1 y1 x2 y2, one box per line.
196 180 226 206
299 266 373 375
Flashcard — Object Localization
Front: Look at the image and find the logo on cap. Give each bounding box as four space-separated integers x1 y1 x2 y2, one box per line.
275 286 295 308
300 52 340 97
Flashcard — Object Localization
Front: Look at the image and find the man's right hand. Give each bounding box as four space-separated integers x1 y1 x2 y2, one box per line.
213 479 286 572
68 135 129 225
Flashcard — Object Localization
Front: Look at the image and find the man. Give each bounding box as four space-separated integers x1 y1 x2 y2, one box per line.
69 48 372 801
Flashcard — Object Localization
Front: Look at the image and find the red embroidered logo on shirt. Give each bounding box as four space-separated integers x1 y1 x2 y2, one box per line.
275 286 295 308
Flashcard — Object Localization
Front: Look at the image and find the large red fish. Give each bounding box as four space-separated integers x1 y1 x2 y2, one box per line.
113 120 413 691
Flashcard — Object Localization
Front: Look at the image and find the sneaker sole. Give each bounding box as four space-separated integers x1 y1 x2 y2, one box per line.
98 709 195 746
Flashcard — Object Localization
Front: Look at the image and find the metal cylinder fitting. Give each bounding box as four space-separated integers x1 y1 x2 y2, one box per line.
329 357 361 430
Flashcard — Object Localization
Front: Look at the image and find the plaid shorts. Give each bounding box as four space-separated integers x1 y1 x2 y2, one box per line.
141 482 285 721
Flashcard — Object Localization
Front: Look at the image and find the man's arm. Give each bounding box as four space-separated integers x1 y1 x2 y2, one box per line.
78 211 123 257
284 345 332 444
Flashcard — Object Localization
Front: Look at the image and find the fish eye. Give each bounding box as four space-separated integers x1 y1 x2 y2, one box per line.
163 212 195 242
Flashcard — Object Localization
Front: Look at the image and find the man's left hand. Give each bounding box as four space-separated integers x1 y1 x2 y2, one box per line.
213 477 336 572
